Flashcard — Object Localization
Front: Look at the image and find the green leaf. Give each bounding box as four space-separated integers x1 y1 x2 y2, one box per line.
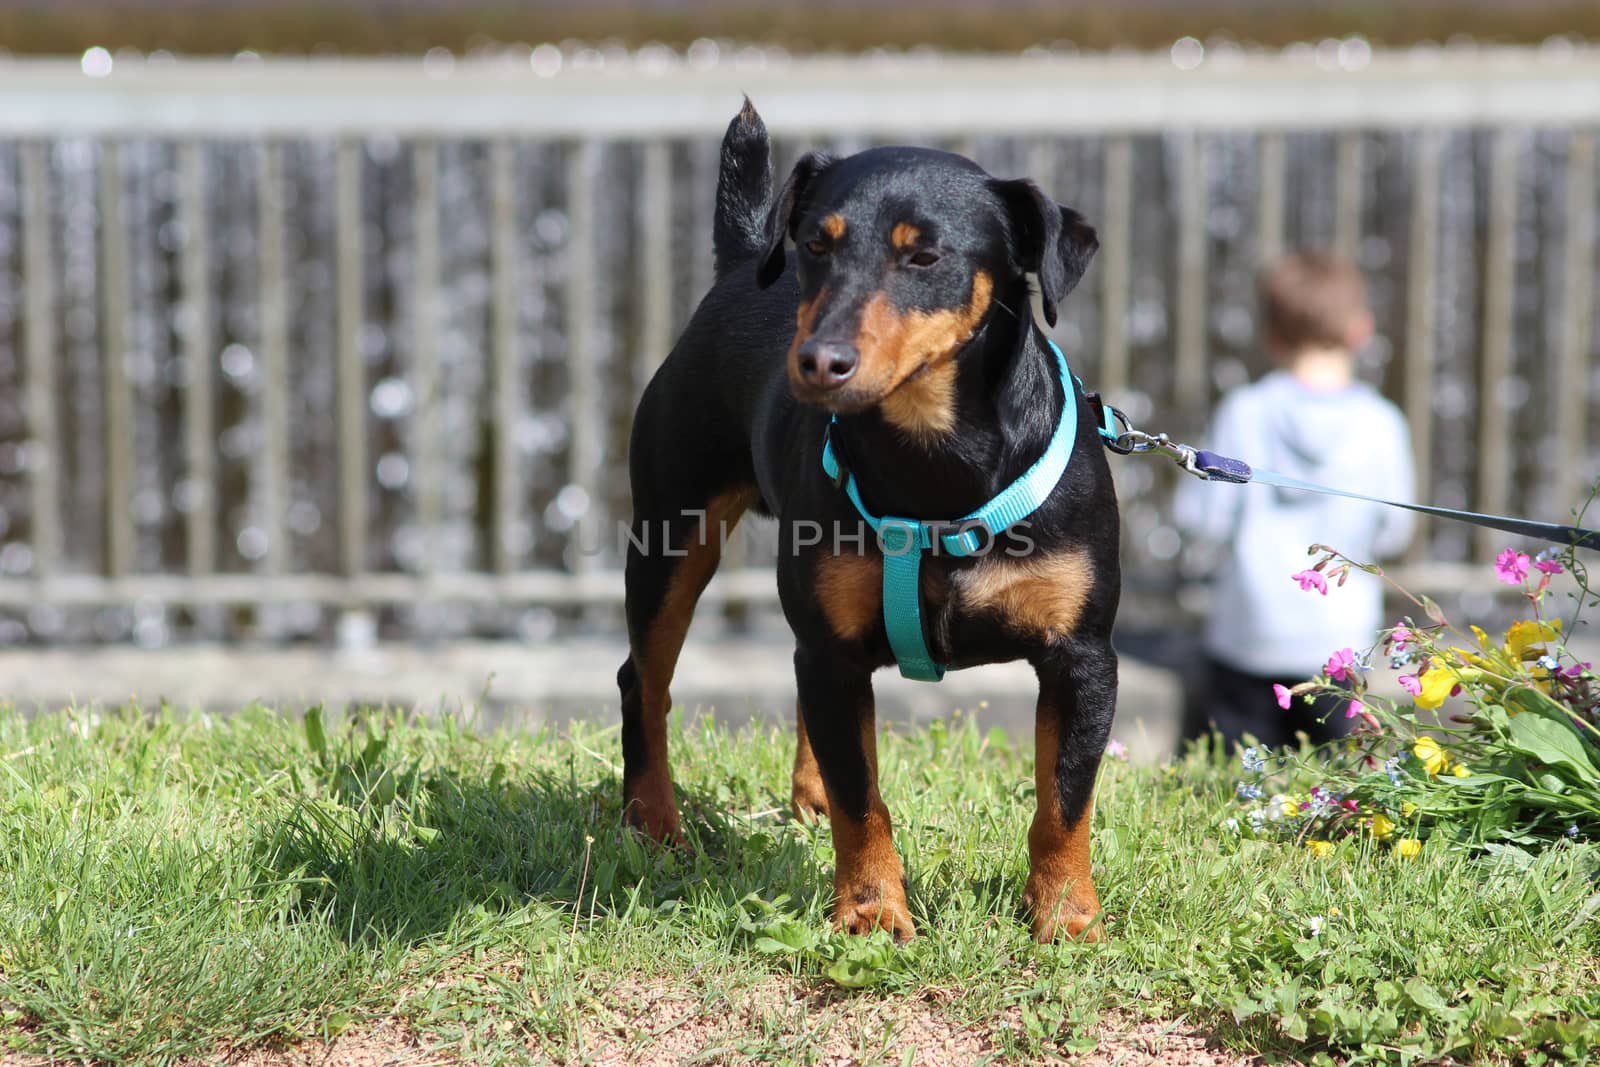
358 734 387 773
1228 995 1264 1023
1482 842 1535 869
825 955 885 989
752 920 815 954
1404 977 1448 1013
303 705 327 759
825 935 897 989
1562 891 1600 935
1504 713 1600 786
371 769 397 807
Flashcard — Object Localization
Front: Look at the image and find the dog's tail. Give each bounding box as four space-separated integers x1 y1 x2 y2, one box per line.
713 97 773 281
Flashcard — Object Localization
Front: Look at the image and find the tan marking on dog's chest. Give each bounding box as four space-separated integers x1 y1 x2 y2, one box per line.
954 547 1094 642
879 361 959 441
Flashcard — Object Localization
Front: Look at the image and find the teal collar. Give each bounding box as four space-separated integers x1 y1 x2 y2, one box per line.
820 340 1116 680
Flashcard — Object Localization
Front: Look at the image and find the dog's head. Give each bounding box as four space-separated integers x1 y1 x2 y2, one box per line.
757 146 1097 416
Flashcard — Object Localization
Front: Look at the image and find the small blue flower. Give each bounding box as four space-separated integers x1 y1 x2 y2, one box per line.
1236 781 1263 801
1537 547 1562 562
1568 824 1581 838
1241 747 1266 774
1248 809 1267 831
1307 787 1337 818
1383 756 1403 786
1538 654 1559 671
1390 652 1414 669
1353 651 1374 673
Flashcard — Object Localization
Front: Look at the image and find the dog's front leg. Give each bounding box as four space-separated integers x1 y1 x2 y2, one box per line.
794 647 915 941
1025 638 1116 943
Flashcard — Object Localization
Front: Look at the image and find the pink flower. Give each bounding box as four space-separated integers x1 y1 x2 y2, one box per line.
1291 569 1328 595
1273 683 1292 710
1535 559 1564 575
1399 674 1423 697
1325 648 1357 682
1494 548 1531 585
1345 699 1364 719
1389 625 1412 652
1105 739 1128 759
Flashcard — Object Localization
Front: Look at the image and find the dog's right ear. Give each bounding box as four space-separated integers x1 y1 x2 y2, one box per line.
989 178 1098 328
757 152 833 289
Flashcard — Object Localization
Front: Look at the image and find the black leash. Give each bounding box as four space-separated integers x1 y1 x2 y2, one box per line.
1084 394 1600 553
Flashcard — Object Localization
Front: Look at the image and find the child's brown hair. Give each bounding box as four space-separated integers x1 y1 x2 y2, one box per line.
1257 251 1368 352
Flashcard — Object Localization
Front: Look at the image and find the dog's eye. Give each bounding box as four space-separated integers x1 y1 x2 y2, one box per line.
906 250 940 268
804 239 828 257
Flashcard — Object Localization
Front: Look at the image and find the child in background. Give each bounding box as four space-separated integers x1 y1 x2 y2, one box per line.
1174 251 1416 748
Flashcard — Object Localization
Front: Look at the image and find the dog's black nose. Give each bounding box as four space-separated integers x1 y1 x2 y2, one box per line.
795 339 858 389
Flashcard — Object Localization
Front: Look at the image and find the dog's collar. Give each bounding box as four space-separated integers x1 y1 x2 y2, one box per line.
821 339 1116 681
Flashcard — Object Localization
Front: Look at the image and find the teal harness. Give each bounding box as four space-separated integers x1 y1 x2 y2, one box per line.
820 340 1117 681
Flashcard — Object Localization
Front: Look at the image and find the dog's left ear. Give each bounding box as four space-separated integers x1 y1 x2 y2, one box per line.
757 151 834 289
989 179 1099 327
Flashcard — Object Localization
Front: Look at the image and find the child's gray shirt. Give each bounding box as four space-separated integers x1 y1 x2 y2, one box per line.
1174 370 1416 676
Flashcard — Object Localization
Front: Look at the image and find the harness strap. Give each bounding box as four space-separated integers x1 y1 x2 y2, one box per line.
821 340 1108 681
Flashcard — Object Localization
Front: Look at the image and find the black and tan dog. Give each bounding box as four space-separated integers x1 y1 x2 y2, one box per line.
617 100 1117 943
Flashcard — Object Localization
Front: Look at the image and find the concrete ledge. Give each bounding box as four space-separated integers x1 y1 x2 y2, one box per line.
0 638 1185 763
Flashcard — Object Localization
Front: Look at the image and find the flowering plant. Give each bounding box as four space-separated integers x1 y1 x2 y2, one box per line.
1231 541 1600 857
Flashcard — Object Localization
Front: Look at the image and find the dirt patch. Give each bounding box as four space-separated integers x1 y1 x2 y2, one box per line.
196 1021 450 1067
4 987 1269 1066
1078 1017 1266 1067
555 979 1263 1066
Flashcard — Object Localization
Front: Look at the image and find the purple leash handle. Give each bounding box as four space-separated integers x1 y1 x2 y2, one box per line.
1192 450 1252 484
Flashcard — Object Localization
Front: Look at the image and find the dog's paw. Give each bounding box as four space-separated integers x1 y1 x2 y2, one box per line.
1029 908 1106 944
790 777 830 822
623 805 683 845
1023 879 1105 943
622 778 683 845
834 886 916 943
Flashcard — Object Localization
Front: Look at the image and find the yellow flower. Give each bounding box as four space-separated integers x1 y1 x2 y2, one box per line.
1452 763 1470 778
1506 618 1562 660
1400 801 1417 817
1307 840 1334 857
1413 736 1449 777
1329 905 1342 917
1282 798 1299 818
1452 629 1496 668
1371 813 1396 839
1396 838 1423 859
1414 661 1459 711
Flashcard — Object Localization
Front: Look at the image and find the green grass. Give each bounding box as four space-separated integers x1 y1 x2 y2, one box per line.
1 703 1598 1065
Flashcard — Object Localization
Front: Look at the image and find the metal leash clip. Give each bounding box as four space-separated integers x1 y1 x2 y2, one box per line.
1105 409 1208 479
